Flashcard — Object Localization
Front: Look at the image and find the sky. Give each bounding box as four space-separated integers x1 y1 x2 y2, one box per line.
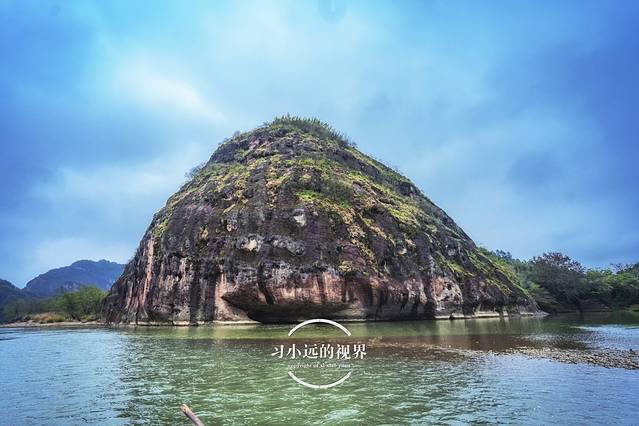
1 0 638 286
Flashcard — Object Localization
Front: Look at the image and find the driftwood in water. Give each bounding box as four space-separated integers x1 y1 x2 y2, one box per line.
180 404 205 426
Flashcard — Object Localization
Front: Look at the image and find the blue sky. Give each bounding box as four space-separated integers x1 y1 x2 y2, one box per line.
1 0 638 286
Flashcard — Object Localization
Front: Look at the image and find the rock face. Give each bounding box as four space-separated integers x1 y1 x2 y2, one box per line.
103 117 535 324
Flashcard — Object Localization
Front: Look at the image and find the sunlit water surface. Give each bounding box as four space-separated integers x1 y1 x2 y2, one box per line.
1 313 638 425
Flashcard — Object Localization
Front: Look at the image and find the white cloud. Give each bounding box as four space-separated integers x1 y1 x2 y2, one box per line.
18 143 210 285
31 237 133 280
33 142 208 207
3 0 636 288
110 58 226 124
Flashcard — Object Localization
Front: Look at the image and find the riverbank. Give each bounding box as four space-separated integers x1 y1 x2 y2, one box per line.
0 320 102 328
6 308 637 329
1 312 545 328
2 308 635 330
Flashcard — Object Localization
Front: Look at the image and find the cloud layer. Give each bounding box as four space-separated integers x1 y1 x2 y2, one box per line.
1 0 638 286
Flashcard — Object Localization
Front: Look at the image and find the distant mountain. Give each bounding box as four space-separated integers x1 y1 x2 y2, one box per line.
0 279 25 321
24 260 125 297
0 278 23 307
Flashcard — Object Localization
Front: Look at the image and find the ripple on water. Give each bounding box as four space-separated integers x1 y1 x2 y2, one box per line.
0 317 638 424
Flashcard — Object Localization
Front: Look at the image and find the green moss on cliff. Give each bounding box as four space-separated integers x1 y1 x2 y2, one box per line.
296 190 351 211
475 248 532 298
345 146 412 187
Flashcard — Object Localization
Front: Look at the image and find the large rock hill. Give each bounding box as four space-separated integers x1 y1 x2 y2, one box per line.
103 117 534 324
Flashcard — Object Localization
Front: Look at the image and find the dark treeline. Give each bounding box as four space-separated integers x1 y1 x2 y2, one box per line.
484 249 639 313
2 286 105 323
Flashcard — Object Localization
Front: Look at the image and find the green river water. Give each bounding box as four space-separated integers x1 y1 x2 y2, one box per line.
1 313 638 425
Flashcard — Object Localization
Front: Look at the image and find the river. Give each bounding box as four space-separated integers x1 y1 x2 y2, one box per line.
1 313 638 425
